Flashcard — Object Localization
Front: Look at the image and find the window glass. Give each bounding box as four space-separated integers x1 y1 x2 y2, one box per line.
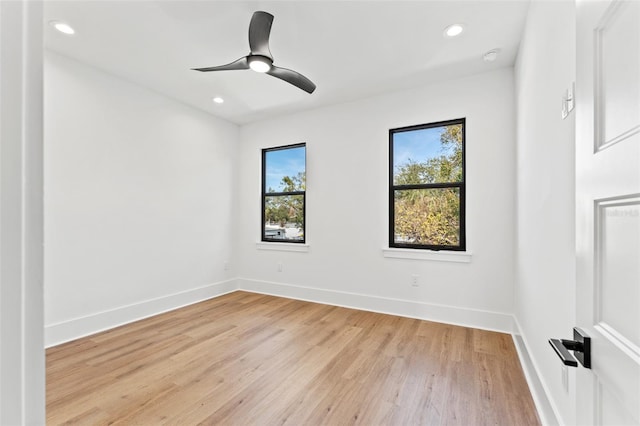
393 188 461 246
393 126 463 185
265 146 306 193
390 119 465 251
262 144 306 243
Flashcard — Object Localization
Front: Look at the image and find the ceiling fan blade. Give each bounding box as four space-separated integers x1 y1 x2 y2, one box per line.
248 11 273 58
192 56 249 72
267 65 316 94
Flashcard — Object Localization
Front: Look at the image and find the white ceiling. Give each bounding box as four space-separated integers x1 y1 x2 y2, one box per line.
44 0 530 125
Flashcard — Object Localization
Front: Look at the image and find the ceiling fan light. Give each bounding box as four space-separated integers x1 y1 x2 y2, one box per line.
248 56 271 73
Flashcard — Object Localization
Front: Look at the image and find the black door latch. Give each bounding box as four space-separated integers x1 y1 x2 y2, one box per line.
549 327 591 368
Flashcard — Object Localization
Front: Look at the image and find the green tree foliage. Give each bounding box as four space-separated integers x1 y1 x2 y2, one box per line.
265 172 305 229
395 188 460 245
280 172 306 192
394 124 462 246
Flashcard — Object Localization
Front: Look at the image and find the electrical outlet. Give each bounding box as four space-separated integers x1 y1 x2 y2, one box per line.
411 274 419 287
277 262 283 272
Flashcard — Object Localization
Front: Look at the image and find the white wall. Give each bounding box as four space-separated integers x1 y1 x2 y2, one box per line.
515 1 576 424
236 68 517 331
0 1 45 423
44 51 239 346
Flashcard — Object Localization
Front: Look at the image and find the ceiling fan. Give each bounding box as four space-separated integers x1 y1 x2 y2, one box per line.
192 11 316 94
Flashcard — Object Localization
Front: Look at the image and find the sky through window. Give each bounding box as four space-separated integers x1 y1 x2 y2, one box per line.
265 146 306 192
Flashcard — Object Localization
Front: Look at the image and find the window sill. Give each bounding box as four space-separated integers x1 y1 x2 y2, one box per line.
256 242 310 253
382 248 472 263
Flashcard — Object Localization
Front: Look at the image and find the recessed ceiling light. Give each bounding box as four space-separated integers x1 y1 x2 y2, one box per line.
212 97 224 104
444 24 464 37
49 21 75 35
483 49 501 62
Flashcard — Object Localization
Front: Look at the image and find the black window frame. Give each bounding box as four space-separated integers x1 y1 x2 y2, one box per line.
389 118 466 251
261 143 306 243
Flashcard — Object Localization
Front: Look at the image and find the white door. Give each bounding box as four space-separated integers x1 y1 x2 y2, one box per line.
576 0 640 424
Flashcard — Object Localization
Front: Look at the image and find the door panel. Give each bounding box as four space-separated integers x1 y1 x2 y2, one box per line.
599 382 637 426
594 0 639 150
576 0 640 425
596 197 640 347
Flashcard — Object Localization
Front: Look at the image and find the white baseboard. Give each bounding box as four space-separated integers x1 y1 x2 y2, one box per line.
45 279 239 347
512 318 561 426
237 278 514 334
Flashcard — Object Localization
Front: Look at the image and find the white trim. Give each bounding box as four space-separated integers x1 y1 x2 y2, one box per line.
0 1 44 423
382 247 472 262
595 322 640 364
237 278 512 333
512 317 562 426
256 242 310 252
45 279 239 347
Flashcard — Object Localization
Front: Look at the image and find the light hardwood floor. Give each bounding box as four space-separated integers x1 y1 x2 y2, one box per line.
47 291 540 425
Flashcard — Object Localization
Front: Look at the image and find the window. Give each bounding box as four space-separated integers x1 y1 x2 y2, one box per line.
389 118 465 251
262 143 306 243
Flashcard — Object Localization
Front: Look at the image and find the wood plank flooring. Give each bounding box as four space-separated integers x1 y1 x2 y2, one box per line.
47 291 540 425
